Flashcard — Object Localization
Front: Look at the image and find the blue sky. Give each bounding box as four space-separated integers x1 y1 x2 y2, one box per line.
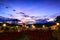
0 0 60 20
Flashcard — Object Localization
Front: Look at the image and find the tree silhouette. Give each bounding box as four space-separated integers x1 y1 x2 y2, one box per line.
56 16 60 23
12 19 20 24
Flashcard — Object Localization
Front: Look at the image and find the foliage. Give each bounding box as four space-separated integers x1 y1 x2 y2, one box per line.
13 34 30 40
52 25 60 40
56 16 60 23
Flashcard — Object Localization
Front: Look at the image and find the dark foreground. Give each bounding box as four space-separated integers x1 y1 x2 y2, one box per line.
0 30 59 40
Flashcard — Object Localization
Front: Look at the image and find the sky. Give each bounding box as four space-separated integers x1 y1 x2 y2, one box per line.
0 0 60 21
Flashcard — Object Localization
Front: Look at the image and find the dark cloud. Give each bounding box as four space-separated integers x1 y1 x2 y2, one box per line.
8 14 14 17
5 7 9 8
13 9 16 11
16 12 30 17
30 16 35 18
19 12 25 14
16 12 25 15
30 16 37 19
22 15 29 17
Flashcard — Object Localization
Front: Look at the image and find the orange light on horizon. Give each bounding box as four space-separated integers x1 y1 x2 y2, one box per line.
50 25 57 30
31 24 35 28
3 24 6 27
42 25 45 28
26 26 29 28
56 22 60 25
16 26 19 29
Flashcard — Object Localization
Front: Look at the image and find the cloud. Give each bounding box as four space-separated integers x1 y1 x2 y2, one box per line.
30 16 41 20
16 12 30 18
8 14 14 17
16 12 25 14
13 9 16 11
22 15 29 17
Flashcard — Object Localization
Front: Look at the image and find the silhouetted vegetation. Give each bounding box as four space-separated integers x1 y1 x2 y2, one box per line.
56 16 60 23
